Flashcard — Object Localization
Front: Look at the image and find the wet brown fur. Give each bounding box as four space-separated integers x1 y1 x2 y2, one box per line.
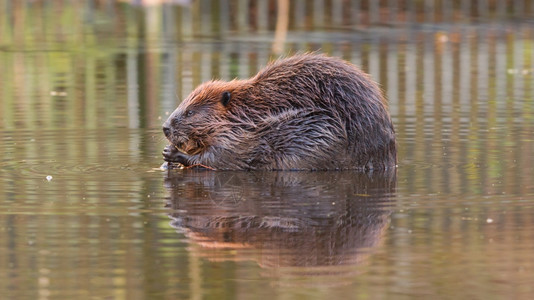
163 54 396 170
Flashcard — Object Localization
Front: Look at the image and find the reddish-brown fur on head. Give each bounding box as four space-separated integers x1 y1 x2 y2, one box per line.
163 80 250 155
163 53 397 170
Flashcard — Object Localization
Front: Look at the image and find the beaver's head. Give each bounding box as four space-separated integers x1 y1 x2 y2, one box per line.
162 81 235 155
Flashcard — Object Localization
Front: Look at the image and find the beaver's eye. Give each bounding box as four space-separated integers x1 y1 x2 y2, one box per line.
186 110 194 117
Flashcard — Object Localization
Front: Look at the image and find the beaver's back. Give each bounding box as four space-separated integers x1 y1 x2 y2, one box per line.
241 54 396 170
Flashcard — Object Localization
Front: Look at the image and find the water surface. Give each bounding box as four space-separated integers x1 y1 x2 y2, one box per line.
1 1 534 299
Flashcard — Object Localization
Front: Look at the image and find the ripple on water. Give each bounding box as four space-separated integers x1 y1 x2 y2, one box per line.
0 128 168 216
0 128 165 179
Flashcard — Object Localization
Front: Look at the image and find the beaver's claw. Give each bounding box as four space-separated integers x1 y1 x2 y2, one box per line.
162 145 191 166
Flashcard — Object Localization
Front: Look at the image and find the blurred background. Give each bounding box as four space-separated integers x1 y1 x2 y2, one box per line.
2 0 532 129
1 1 534 299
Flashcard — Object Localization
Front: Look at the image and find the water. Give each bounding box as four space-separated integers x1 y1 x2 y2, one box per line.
1 1 534 299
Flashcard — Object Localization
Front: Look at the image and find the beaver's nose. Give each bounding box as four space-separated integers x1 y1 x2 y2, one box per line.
162 125 171 138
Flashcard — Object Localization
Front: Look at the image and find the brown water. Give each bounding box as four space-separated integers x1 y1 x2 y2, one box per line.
1 1 534 299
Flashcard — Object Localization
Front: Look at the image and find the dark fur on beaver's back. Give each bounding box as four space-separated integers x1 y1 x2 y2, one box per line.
162 54 396 170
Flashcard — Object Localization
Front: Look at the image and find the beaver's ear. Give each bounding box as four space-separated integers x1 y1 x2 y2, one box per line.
221 91 231 107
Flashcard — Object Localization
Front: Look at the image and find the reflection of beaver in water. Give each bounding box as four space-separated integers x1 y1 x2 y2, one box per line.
165 170 396 274
162 54 396 170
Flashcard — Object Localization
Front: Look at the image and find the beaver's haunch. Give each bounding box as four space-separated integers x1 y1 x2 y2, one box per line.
162 54 396 170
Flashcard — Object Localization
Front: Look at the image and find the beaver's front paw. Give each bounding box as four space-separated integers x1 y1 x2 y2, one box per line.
162 145 191 166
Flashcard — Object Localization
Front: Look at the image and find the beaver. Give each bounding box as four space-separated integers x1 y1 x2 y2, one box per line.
162 53 396 170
